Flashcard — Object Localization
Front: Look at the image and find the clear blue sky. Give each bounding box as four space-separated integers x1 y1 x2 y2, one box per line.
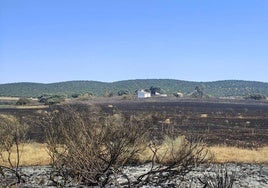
1 0 268 84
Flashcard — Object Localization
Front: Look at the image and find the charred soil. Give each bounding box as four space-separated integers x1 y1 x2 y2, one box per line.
1 98 267 147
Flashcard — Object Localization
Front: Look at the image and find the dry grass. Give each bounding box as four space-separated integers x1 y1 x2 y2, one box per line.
1 143 268 166
138 136 195 164
0 97 19 100
0 105 47 109
0 142 50 166
209 146 268 164
15 105 47 109
139 136 210 164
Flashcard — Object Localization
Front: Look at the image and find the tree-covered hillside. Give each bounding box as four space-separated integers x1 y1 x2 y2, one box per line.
0 79 267 98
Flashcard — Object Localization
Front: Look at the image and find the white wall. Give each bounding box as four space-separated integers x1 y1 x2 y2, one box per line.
138 91 151 98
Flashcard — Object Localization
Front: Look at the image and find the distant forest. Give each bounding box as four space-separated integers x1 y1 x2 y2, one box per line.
0 79 268 98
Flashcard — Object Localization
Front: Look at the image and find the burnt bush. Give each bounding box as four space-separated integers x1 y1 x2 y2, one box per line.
46 104 150 186
45 104 210 187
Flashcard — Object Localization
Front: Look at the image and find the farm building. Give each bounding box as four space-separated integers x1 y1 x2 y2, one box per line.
174 92 184 98
138 90 151 98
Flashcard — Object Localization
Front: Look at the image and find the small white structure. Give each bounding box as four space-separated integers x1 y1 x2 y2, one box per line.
175 92 184 98
138 90 151 98
155 92 167 97
159 94 167 97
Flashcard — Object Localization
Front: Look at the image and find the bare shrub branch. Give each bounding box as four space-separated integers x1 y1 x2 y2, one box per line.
45 104 150 186
135 135 210 186
0 114 29 186
46 104 210 187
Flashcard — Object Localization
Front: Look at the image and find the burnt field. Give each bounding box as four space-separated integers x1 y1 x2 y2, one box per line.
98 98 268 147
1 98 268 147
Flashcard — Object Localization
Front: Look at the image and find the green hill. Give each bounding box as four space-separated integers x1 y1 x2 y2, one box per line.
0 79 267 98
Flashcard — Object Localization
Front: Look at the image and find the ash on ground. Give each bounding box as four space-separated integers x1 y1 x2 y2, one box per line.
1 163 267 188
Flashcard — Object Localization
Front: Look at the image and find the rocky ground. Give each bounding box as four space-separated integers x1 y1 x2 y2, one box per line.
1 163 268 187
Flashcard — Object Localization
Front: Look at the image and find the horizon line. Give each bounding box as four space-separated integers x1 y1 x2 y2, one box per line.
0 78 268 85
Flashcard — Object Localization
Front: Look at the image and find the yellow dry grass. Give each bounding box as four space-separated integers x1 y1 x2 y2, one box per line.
138 136 190 164
0 143 50 166
209 146 268 164
0 97 19 100
1 143 268 166
200 114 208 118
0 105 47 110
15 105 48 109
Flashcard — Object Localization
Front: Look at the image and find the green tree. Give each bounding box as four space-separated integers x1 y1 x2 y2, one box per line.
103 91 114 97
71 93 80 98
117 90 129 96
16 98 31 105
150 86 161 95
193 85 205 98
245 94 266 100
38 94 65 105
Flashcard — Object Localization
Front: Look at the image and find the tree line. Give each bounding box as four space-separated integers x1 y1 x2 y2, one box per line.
1 79 268 98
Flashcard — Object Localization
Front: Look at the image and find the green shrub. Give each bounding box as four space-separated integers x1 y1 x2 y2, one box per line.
38 94 65 105
245 94 266 100
16 98 31 105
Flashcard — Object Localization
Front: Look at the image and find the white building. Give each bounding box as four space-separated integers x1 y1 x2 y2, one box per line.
175 92 184 98
138 90 151 98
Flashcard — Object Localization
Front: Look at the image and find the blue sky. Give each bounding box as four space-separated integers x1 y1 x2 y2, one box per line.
1 0 268 83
